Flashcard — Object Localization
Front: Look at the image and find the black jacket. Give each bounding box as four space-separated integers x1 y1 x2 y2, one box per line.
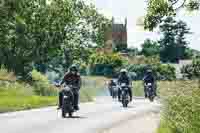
61 72 81 89
118 74 130 85
143 73 155 83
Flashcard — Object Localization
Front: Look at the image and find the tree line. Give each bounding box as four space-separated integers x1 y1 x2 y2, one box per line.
0 0 111 77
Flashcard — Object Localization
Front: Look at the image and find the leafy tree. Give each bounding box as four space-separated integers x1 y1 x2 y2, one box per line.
140 39 160 57
0 0 111 76
144 0 200 30
159 17 191 63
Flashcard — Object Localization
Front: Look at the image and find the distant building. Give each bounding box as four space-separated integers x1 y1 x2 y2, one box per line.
98 17 128 53
112 17 128 51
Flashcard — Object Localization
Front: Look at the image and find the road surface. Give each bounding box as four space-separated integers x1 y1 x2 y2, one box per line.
0 97 161 133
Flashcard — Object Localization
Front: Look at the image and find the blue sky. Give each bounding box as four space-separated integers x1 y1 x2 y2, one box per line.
87 0 200 51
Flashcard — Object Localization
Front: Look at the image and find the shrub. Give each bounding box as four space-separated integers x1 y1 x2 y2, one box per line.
31 70 57 96
181 58 200 79
155 64 176 80
127 64 176 80
89 53 124 77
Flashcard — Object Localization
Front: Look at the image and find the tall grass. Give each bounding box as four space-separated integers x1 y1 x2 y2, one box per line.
157 80 200 133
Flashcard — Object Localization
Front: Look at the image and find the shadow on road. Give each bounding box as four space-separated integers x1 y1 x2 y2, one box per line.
64 116 87 119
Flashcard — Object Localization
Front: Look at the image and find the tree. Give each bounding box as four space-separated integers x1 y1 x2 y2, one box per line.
159 17 191 63
140 39 160 57
144 0 200 30
0 0 111 76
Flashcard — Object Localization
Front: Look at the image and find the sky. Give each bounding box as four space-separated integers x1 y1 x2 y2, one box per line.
86 0 200 51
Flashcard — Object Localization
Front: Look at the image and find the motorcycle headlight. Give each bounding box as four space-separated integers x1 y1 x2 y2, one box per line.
63 95 68 99
121 83 126 87
147 83 152 86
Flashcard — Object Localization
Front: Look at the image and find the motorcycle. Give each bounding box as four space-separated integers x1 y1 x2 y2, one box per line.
61 84 77 118
145 83 155 102
119 83 130 108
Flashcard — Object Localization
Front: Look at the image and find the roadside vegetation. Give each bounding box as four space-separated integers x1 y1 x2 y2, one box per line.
157 80 199 133
0 68 57 113
156 59 200 133
0 68 108 113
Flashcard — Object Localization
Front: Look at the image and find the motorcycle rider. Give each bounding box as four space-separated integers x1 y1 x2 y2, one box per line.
58 65 81 110
143 69 157 98
117 69 132 102
108 79 117 96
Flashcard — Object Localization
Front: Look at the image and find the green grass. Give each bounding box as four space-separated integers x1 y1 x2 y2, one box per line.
157 80 200 133
0 76 108 113
157 121 173 133
132 80 200 133
132 81 144 96
0 82 57 113
0 96 57 113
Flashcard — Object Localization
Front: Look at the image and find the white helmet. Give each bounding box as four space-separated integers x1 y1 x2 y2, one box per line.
120 69 128 73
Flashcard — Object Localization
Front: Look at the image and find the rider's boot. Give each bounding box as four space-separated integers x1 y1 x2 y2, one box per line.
74 105 79 110
73 92 80 110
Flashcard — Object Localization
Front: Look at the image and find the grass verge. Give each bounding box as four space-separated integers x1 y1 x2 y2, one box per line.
157 80 200 133
0 76 108 113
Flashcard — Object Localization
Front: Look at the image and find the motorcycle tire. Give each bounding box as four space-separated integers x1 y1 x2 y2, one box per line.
149 96 154 102
68 112 73 117
122 99 128 108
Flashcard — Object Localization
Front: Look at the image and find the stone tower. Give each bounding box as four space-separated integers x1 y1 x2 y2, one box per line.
112 17 128 51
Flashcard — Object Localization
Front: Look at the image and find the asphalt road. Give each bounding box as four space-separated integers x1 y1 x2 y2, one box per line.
0 97 161 133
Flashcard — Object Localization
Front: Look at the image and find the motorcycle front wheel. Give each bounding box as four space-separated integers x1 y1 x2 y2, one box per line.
68 112 73 117
62 107 66 118
149 96 154 102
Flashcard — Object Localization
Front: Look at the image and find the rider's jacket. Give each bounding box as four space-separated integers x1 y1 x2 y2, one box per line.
61 72 81 89
143 73 155 83
118 74 130 86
